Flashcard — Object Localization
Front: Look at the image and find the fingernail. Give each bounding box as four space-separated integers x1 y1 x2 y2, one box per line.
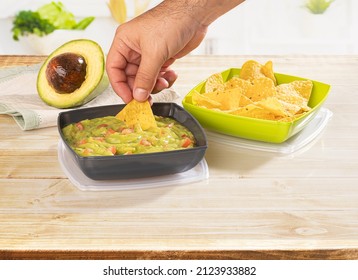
134 88 149 101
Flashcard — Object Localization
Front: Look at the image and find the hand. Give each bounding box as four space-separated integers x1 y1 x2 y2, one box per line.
106 0 245 103
106 2 207 103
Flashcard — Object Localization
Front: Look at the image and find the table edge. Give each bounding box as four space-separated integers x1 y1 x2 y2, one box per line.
1 249 357 260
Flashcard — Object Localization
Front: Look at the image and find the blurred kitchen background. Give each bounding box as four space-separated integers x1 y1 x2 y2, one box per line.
0 0 357 55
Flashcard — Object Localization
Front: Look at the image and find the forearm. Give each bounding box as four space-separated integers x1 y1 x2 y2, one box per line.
160 0 245 26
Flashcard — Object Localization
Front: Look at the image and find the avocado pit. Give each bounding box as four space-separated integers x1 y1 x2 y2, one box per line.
45 52 87 94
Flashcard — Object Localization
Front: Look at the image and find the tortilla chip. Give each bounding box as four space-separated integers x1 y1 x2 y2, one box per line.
224 76 251 92
205 73 225 92
205 88 244 110
239 60 263 82
255 97 291 118
239 60 276 84
230 104 278 121
290 80 313 100
276 83 311 112
191 90 222 109
277 99 304 116
261 61 277 85
116 100 157 130
245 77 277 102
239 94 254 107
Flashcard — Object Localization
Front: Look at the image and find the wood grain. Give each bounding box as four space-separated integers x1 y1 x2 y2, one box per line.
0 55 46 67
1 249 358 260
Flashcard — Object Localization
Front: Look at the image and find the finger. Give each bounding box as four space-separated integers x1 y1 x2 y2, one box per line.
160 69 178 88
133 53 165 101
152 78 169 94
106 62 133 104
152 69 178 94
106 45 134 103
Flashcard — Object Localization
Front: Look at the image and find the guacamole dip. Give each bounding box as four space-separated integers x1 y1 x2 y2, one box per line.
62 115 196 156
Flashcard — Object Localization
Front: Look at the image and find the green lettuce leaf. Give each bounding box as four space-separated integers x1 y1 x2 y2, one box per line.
37 1 77 29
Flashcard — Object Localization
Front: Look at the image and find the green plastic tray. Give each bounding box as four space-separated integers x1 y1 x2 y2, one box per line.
182 68 331 143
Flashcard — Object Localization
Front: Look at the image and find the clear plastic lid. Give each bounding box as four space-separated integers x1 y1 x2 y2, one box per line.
206 108 332 155
58 140 209 191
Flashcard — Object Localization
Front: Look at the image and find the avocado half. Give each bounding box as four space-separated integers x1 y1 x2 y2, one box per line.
37 39 109 109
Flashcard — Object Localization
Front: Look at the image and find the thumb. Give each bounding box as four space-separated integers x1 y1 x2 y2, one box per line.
133 54 163 102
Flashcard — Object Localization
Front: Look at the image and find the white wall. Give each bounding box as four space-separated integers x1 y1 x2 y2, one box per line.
1 0 357 55
193 0 357 55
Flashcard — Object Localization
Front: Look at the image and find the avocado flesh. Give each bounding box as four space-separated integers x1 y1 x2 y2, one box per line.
37 39 109 109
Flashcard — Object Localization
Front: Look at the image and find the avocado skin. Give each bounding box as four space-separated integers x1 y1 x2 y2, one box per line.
37 39 109 109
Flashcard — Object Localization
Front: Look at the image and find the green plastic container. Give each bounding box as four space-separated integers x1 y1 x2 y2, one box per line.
182 68 331 143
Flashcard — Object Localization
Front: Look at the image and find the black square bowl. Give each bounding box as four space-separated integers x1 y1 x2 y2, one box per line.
58 103 208 180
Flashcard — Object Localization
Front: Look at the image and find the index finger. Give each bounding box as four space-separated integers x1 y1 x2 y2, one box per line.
106 47 133 104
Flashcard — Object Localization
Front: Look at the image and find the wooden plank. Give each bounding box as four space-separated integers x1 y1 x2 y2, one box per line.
0 178 357 252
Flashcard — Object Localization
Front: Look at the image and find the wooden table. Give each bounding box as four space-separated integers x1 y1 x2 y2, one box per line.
0 55 357 260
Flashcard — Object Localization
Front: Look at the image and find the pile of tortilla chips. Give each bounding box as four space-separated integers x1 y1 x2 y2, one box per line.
191 60 313 122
